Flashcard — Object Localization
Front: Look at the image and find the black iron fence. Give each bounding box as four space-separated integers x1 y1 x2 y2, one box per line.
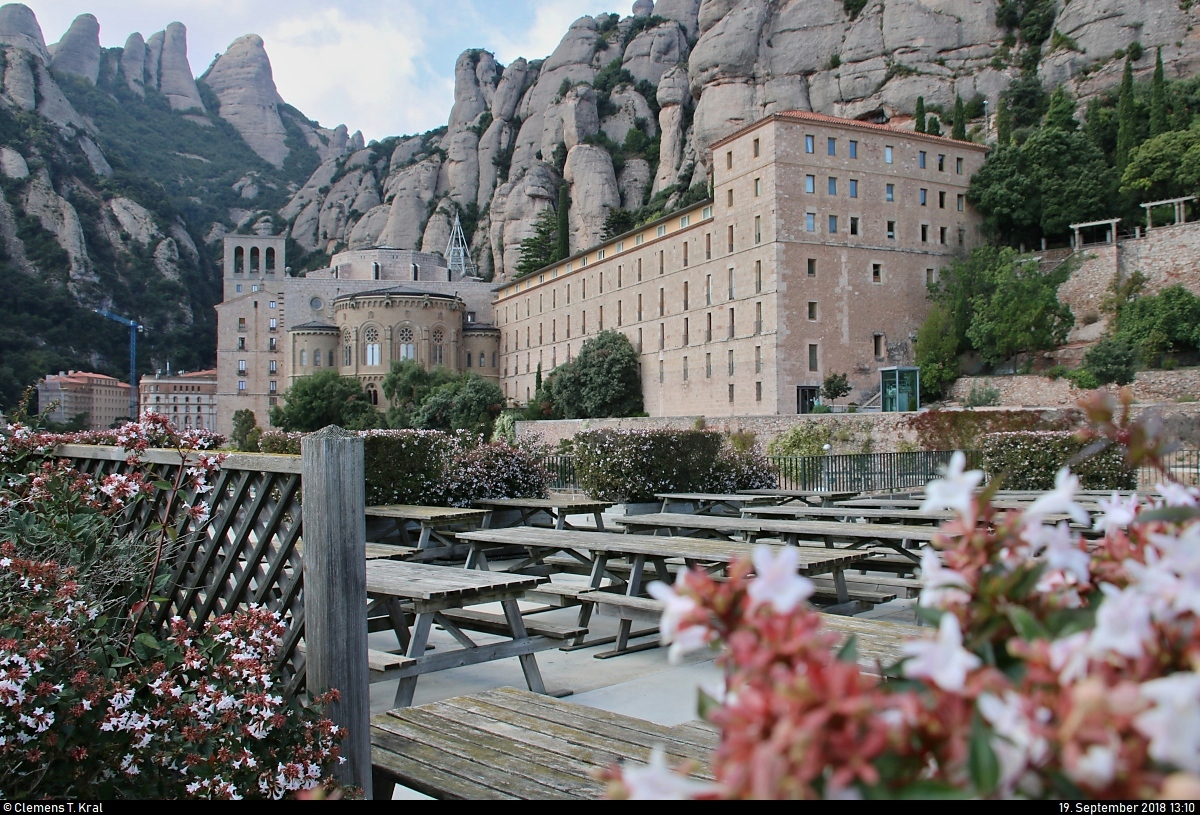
1139 449 1200 490
541 454 579 491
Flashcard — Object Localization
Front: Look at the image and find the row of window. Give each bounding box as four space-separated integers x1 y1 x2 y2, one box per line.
231 246 279 274
802 213 963 245
728 135 966 174
802 176 965 211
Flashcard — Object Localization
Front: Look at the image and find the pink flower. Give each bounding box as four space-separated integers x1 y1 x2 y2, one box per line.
746 545 814 614
1134 672 1200 774
647 580 709 664
1024 468 1090 527
901 613 981 693
622 746 716 800
920 451 983 519
917 547 971 609
1094 493 1140 534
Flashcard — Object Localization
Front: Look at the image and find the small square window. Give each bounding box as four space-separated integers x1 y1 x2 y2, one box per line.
849 179 858 198
828 177 837 196
939 191 947 209
958 194 965 212
808 344 819 372
921 224 929 242
885 146 893 164
920 189 927 206
805 135 815 153
886 221 896 239
753 138 761 157
808 301 817 320
754 178 762 197
956 157 964 174
849 140 858 159
926 268 936 286
874 335 885 358
940 226 948 244
729 384 736 403
727 189 734 207
726 151 733 170
806 175 815 194
806 213 816 232
872 263 882 283
920 151 927 169
938 154 945 171
886 184 895 202
756 382 763 402
807 258 817 277
827 137 836 156
829 215 838 234
850 216 859 236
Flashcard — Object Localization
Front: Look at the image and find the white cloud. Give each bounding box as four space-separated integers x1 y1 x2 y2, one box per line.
484 0 615 65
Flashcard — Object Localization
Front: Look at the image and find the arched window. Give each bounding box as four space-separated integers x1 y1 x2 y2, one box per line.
314 348 322 367
265 248 276 272
250 247 261 272
234 246 245 273
397 326 416 361
364 327 382 367
480 352 486 369
343 329 353 367
431 328 445 367
366 384 379 406
300 349 307 367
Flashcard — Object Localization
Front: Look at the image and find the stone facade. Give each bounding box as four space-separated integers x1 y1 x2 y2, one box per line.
37 371 132 430
139 369 218 432
949 370 1200 408
495 111 987 416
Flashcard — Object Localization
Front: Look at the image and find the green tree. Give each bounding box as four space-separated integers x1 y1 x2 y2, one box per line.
1120 126 1200 202
381 359 458 428
821 372 851 403
926 116 943 137
952 94 967 140
1081 337 1137 386
514 207 559 278
230 409 259 451
269 370 382 432
996 96 1013 146
1116 55 1137 173
549 330 644 418
915 303 961 400
555 185 571 262
914 96 927 133
1113 285 1200 363
1043 86 1078 131
1150 47 1169 137
411 374 506 438
966 249 1075 364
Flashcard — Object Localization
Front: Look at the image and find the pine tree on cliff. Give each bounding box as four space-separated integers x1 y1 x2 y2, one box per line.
555 185 570 262
952 95 967 140
914 96 927 133
1150 47 1168 138
927 116 943 137
1116 55 1136 173
996 97 1012 146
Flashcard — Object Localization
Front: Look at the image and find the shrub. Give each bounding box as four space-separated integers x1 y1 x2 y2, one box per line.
573 429 773 503
1065 368 1100 390
964 383 1002 407
258 430 303 455
1084 336 1140 385
767 422 832 458
980 430 1136 489
907 409 1076 451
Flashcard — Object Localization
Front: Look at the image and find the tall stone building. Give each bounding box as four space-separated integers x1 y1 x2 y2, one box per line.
139 369 218 432
215 112 987 432
37 371 132 430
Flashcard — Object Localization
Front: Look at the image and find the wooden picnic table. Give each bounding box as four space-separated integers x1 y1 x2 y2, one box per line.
456 527 872 655
739 488 860 506
474 497 614 532
836 497 1107 512
365 560 561 707
742 504 959 524
612 512 937 563
296 541 419 561
370 687 718 800
655 492 776 516
365 505 488 551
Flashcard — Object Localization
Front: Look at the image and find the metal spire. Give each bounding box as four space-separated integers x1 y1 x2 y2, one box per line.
445 213 478 280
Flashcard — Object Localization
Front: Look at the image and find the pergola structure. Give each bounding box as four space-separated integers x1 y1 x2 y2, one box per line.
1140 196 1196 230
1069 218 1121 249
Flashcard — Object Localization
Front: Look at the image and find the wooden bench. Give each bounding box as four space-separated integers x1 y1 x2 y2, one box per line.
371 686 717 800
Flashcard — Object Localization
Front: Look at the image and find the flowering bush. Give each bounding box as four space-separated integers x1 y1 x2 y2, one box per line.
906 409 1076 452
573 429 776 503
609 389 1200 800
981 430 1137 491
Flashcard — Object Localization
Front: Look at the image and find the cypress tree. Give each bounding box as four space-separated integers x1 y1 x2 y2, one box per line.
915 96 927 133
927 116 943 137
1044 86 1078 131
555 185 571 261
952 94 967 140
1150 46 1168 137
996 97 1012 146
1116 55 1136 173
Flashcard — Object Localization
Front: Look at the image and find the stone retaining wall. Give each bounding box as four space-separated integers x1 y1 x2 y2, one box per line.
948 369 1200 407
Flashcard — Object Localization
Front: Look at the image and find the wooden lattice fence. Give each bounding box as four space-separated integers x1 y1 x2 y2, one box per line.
56 446 309 701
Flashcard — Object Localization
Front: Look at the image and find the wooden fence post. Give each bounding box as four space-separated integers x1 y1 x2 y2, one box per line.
302 426 372 798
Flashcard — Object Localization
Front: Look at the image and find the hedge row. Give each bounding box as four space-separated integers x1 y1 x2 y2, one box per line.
980 431 1136 491
257 429 548 507
572 428 776 503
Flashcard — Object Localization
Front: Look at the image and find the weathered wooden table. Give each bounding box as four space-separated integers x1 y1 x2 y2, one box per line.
364 505 488 552
742 504 958 524
370 687 718 800
365 560 561 707
457 527 873 656
739 488 860 506
475 497 614 531
655 492 776 516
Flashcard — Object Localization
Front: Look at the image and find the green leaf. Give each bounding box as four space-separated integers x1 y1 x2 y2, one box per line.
696 686 723 720
1006 606 1050 641
1045 608 1096 638
836 634 859 664
968 715 1001 794
1133 506 1200 525
894 781 974 800
110 657 134 669
915 606 944 627
153 480 174 491
134 632 161 651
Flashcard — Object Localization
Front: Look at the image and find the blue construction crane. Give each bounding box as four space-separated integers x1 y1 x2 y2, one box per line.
94 309 145 423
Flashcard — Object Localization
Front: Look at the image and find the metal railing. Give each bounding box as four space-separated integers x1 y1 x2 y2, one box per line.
541 454 579 492
1139 449 1200 489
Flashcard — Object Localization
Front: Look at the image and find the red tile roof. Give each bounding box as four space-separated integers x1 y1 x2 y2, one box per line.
709 110 990 152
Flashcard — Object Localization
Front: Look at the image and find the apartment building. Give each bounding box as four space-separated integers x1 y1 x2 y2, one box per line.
139 369 218 432
37 371 132 430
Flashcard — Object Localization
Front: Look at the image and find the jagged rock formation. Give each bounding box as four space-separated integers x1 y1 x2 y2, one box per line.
202 35 289 167
49 13 100 84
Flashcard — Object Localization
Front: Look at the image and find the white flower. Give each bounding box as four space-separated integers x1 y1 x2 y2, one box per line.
1088 583 1154 660
920 451 983 518
647 580 709 664
1156 482 1200 508
1094 493 1140 534
0 558 10 568
1048 632 1091 685
622 746 717 800
978 691 1048 791
1067 741 1118 790
747 546 814 614
917 547 971 609
1134 672 1200 774
1026 521 1091 584
1024 468 1090 527
901 612 982 693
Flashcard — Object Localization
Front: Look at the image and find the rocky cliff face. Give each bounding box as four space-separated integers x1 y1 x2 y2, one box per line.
275 0 1200 283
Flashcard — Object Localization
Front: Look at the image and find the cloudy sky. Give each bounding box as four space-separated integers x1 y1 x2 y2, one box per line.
23 0 621 142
